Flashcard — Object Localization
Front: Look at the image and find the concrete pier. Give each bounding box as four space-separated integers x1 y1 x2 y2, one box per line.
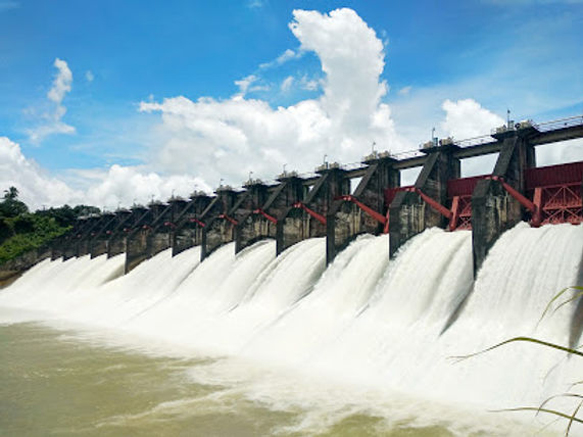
89 210 131 258
326 153 399 264
389 143 460 258
236 175 306 253
201 187 241 260
63 215 102 260
107 206 149 259
278 165 350 255
171 194 213 256
125 202 176 273
471 127 536 274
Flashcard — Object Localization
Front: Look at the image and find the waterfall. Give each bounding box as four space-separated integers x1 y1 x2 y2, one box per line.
1 223 582 433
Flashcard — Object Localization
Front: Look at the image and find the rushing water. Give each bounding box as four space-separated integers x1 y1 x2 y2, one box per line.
1 223 582 436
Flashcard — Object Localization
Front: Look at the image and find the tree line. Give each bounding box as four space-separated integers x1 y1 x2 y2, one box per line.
0 187 100 264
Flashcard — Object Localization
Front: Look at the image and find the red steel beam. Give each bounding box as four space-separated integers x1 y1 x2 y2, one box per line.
218 214 239 226
449 196 460 231
487 176 537 214
336 195 387 225
407 188 453 220
292 202 326 225
188 218 206 227
253 209 278 224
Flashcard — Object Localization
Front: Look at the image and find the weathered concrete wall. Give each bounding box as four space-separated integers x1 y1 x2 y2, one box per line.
125 203 172 273
89 211 131 258
107 207 149 259
389 145 460 258
235 178 305 253
62 216 102 260
327 157 400 263
472 131 536 274
201 188 241 260
172 195 213 256
145 199 190 258
0 245 51 288
278 168 349 255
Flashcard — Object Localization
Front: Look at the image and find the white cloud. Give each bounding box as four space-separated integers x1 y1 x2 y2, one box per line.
299 75 320 91
140 8 405 188
441 99 505 139
280 76 294 92
234 74 257 95
259 49 303 70
47 59 72 103
85 70 94 82
28 58 76 143
0 137 81 208
246 0 266 9
398 86 412 96
0 136 210 210
82 165 211 209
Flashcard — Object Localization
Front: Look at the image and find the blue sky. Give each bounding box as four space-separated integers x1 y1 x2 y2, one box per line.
0 0 582 208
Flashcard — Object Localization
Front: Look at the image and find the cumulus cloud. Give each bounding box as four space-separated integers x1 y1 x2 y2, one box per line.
0 136 209 210
85 70 94 82
140 8 404 188
441 98 505 139
82 165 210 209
0 137 81 208
28 58 76 143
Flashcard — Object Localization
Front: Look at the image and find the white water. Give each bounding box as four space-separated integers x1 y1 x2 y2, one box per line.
1 224 582 434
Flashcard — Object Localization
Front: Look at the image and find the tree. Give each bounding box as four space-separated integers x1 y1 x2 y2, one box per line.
3 186 19 200
0 186 28 218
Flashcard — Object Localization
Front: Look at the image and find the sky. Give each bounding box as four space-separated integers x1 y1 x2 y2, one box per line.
0 0 582 209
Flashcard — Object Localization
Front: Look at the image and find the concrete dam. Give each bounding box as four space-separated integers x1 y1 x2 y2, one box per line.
1 115 583 434
16 114 581 278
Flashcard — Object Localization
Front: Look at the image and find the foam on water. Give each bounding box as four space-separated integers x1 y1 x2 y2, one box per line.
1 223 582 434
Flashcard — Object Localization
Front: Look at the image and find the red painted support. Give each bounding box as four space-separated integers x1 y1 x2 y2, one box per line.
383 209 390 234
188 218 206 227
525 162 583 226
218 214 239 226
449 196 460 231
408 188 453 220
163 221 176 228
253 209 278 224
488 176 538 214
336 195 387 225
292 202 327 225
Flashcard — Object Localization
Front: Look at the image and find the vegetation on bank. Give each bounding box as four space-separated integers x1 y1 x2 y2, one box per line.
0 187 100 265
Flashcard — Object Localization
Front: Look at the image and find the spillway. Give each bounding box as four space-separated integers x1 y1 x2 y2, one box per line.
0 223 582 435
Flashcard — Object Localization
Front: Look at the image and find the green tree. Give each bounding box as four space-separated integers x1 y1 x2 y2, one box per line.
0 186 28 218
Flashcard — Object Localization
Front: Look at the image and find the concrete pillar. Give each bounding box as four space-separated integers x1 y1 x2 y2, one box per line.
90 210 131 258
327 155 400 264
235 177 305 253
171 194 213 256
63 216 101 260
201 187 241 260
78 213 115 258
145 198 189 259
471 129 536 274
125 202 175 273
277 166 349 255
389 144 461 258
107 206 148 258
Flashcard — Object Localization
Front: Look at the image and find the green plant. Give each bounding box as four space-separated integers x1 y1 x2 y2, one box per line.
452 286 583 435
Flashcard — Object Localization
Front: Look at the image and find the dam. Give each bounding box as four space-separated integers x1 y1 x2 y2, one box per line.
0 115 582 435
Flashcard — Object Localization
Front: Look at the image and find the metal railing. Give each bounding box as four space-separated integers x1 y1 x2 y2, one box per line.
534 114 583 132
